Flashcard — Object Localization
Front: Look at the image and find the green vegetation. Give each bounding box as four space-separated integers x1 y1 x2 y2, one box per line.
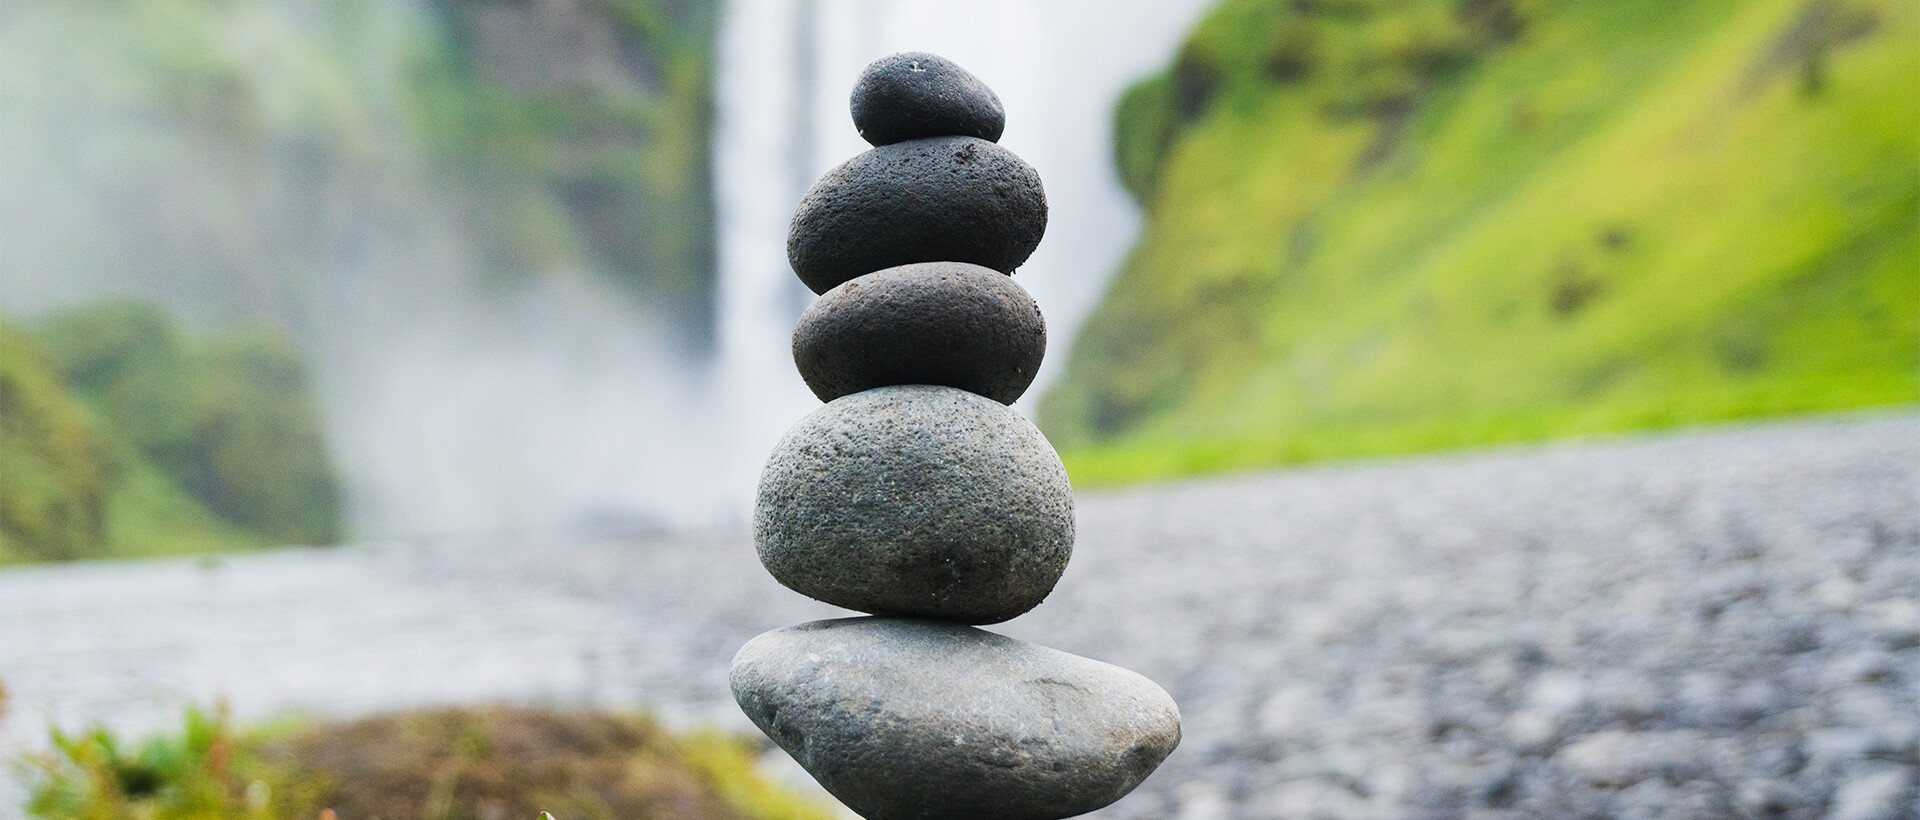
24 707 323 820
1045 0 1920 483
430 0 720 315
0 323 115 562
21 704 836 820
0 299 339 564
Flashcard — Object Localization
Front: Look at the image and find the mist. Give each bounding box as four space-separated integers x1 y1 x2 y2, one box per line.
0 0 1212 542
712 0 1218 519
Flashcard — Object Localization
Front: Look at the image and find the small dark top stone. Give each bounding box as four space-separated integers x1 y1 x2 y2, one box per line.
851 51 1006 146
787 136 1046 294
793 261 1046 405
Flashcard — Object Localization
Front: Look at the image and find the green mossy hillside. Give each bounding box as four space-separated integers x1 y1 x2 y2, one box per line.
1045 0 1919 482
0 300 340 564
0 324 115 562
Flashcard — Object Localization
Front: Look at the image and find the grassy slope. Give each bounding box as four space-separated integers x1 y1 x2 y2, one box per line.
0 323 256 566
94 460 260 561
1043 0 1920 483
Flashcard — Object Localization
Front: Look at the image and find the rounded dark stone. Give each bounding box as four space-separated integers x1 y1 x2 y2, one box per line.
753 385 1072 624
731 617 1182 820
787 136 1046 295
851 51 1006 146
793 261 1046 405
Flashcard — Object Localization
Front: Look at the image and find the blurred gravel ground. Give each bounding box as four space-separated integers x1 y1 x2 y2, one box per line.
1032 411 1919 819
2 411 1915 819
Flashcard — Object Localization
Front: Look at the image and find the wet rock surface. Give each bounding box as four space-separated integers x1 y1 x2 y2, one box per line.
851 51 1006 146
793 261 1046 404
5 413 1917 818
754 385 1073 624
731 617 1180 820
786 136 1046 294
758 51 1159 817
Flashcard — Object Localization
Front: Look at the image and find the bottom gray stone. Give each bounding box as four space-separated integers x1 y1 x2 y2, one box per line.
730 618 1181 820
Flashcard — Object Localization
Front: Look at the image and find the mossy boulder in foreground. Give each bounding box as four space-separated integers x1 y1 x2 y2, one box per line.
24 704 839 820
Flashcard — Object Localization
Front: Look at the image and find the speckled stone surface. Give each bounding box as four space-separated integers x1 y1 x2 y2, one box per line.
731 617 1182 820
851 51 1006 146
793 261 1046 405
786 136 1046 294
754 385 1073 624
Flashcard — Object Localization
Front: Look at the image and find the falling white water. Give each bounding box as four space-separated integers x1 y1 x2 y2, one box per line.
1 0 1214 542
711 0 1216 502
0 0 746 540
712 0 829 523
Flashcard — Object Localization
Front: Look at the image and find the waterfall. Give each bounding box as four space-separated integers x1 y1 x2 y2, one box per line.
0 0 1215 543
710 0 1216 503
1 0 746 540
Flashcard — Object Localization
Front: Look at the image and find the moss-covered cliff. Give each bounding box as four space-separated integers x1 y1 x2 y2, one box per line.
430 0 720 320
1044 0 1919 482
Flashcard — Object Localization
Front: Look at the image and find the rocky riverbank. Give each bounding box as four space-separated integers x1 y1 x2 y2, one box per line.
3 411 1915 818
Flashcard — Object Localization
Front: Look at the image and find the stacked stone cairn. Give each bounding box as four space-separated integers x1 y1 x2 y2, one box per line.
729 53 1182 820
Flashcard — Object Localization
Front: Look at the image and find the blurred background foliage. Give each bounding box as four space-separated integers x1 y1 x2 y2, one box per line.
0 0 715 326
1044 0 1918 482
0 0 719 562
22 704 836 819
426 0 718 312
0 299 337 564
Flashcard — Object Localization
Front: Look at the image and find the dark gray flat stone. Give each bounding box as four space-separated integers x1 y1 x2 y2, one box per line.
793 261 1046 405
730 617 1182 820
851 51 1006 146
754 385 1072 624
787 136 1046 294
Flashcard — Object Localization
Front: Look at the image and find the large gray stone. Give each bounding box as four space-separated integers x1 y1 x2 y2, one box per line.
851 51 1006 146
787 136 1046 294
754 385 1072 624
793 261 1046 405
730 618 1182 820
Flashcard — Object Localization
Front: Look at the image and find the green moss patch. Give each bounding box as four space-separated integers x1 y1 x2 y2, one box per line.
22 704 838 820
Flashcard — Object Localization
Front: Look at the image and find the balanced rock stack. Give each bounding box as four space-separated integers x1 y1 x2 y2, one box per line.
730 53 1182 819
